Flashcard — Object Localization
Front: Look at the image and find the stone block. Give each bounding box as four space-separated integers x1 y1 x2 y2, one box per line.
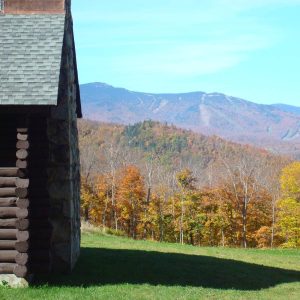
0 274 29 288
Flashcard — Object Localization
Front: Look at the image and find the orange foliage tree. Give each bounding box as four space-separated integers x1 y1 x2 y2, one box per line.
117 165 146 239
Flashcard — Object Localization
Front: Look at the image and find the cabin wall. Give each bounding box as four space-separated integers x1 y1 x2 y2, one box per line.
47 13 80 272
28 116 52 274
0 116 17 167
0 4 80 281
0 115 29 286
0 113 51 286
0 100 80 284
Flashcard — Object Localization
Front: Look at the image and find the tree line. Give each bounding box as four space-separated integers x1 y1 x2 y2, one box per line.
79 120 299 248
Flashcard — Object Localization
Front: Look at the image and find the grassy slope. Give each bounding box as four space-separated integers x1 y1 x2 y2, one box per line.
1 233 300 300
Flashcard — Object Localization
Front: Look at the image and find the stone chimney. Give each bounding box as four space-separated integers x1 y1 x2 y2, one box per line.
3 0 70 14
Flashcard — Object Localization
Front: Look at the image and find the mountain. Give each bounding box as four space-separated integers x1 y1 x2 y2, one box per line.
80 82 300 158
271 104 300 116
79 119 290 188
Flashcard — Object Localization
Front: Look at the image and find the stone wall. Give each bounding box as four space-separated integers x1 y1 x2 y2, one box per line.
47 12 81 272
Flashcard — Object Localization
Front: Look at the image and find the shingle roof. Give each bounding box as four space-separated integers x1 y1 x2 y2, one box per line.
0 14 65 105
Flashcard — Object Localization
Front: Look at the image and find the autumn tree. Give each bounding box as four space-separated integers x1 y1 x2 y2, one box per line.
261 157 289 247
78 120 291 249
117 165 146 239
94 174 114 228
81 179 96 222
277 162 300 247
218 150 265 248
176 169 197 244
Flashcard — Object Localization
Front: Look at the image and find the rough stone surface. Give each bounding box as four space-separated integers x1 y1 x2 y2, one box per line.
46 13 81 272
0 274 29 288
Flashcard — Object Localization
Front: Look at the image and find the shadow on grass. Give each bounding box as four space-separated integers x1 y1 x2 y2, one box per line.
34 247 300 290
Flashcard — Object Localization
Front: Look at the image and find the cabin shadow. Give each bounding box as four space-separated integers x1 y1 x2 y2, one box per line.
34 247 300 290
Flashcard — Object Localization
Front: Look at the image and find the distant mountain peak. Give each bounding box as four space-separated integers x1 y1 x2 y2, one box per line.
80 82 300 159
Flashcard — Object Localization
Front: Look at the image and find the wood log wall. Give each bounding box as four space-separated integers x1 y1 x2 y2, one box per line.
0 116 52 280
27 117 52 274
0 126 30 278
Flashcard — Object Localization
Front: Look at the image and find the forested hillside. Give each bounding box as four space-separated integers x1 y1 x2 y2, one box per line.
79 120 299 248
80 83 300 159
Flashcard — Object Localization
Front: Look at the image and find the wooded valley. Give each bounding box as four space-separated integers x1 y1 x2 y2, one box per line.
79 120 300 248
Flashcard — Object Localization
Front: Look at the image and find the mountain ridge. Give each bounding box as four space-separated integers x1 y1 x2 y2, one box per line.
80 82 300 158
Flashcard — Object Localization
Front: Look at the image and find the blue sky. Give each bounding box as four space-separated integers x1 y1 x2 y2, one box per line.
72 0 300 106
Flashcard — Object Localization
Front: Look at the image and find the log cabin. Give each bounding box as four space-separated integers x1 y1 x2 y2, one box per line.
0 0 81 286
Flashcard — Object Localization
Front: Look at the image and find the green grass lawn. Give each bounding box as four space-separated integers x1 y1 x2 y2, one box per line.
1 232 300 300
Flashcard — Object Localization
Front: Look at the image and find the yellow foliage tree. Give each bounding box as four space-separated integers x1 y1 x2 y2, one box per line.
277 162 300 247
81 179 97 222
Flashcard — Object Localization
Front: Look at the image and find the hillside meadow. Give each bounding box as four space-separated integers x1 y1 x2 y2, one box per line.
1 230 299 300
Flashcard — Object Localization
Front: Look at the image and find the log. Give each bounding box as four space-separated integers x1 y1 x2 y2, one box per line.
14 264 27 277
0 263 16 274
0 187 15 197
16 140 29 150
16 198 29 209
15 219 29 230
17 133 28 141
17 169 28 178
0 229 51 242
0 240 16 250
0 177 16 187
17 209 28 219
16 178 29 188
0 218 17 228
16 149 28 160
0 197 17 207
0 207 28 219
16 231 29 242
0 229 17 239
17 128 28 134
16 253 28 265
0 168 18 177
0 250 18 262
0 207 18 218
15 188 28 198
15 241 29 252
0 218 51 230
16 160 28 169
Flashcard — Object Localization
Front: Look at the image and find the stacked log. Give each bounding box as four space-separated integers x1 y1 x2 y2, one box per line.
0 128 29 278
0 117 53 280
27 117 52 274
15 128 30 278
